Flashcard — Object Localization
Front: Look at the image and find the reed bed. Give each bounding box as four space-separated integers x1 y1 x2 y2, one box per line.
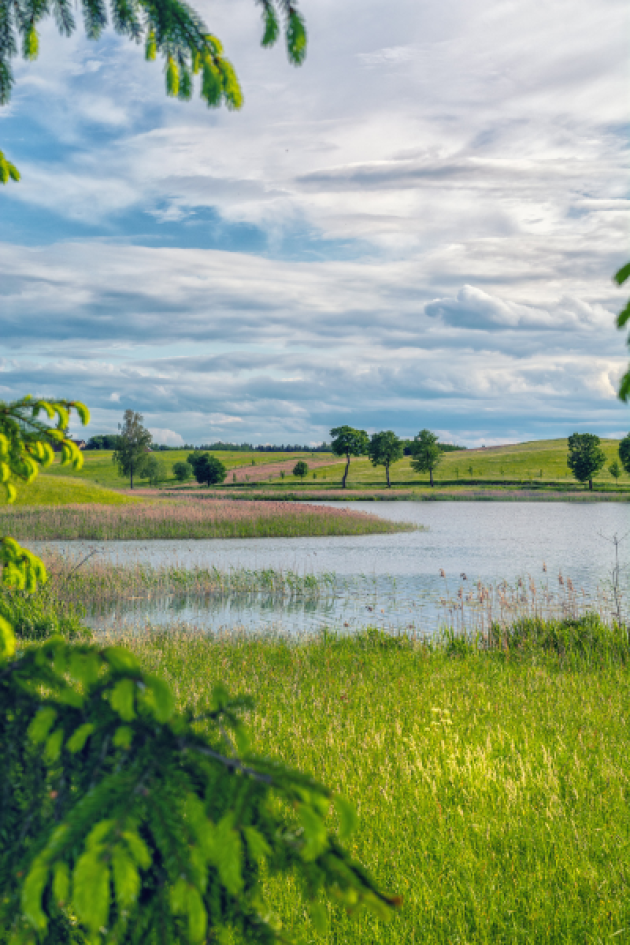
0 499 412 540
97 623 630 943
437 566 627 636
40 551 335 606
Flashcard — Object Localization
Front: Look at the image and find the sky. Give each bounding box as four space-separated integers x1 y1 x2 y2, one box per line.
0 0 628 447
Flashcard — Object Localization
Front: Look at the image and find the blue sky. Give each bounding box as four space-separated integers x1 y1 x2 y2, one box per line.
1 0 628 446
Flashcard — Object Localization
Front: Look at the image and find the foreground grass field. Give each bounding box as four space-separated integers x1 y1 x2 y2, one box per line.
109 627 630 944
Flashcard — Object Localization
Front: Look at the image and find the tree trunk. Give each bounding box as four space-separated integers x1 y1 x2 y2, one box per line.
130 466 133 490
589 478 593 491
342 455 350 489
386 464 391 488
429 468 434 487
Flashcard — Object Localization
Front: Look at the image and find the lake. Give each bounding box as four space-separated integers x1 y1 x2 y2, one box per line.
29 501 630 636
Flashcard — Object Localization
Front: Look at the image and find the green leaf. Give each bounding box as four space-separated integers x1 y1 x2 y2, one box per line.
214 816 243 895
143 675 174 722
619 371 630 402
334 796 358 841
261 6 279 47
21 860 49 932
72 851 110 936
52 862 70 907
123 830 152 869
112 846 140 910
187 886 207 943
287 10 307 65
28 707 57 745
616 299 630 328
86 820 115 850
113 724 133 748
67 722 95 754
243 826 271 862
44 727 64 763
298 806 328 862
110 678 136 720
103 646 141 673
0 614 16 659
614 261 630 285
170 876 188 914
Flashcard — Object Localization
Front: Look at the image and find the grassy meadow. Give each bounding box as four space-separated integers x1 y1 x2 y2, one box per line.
271 438 630 490
39 449 333 490
35 439 630 496
99 625 629 944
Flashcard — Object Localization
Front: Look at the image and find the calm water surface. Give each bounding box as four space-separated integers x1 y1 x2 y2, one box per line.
29 501 630 635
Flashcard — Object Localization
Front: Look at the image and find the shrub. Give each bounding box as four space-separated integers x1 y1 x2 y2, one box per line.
173 461 193 482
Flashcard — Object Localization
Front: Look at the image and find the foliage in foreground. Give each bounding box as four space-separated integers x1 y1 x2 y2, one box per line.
122 620 630 943
0 630 396 944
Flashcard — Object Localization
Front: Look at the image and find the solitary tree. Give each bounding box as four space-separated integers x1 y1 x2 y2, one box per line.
410 429 442 487
567 432 606 490
112 409 152 489
608 459 622 483
173 460 194 482
293 460 308 480
367 430 403 488
194 453 227 486
330 425 369 489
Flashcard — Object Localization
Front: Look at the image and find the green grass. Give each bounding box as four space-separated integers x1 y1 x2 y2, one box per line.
112 626 630 943
264 438 630 490
40 450 331 489
10 475 138 506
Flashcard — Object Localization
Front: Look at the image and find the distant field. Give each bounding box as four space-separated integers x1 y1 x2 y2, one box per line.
266 438 629 489
36 439 630 493
40 449 334 489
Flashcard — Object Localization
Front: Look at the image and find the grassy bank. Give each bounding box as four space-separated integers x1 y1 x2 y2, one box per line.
10 475 137 505
100 624 630 944
0 499 413 540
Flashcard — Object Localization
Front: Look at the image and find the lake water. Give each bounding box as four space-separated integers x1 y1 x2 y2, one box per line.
29 501 630 636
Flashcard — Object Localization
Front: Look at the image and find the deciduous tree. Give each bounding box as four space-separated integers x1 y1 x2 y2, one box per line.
567 432 606 491
112 409 152 489
609 459 622 484
410 429 442 487
194 453 227 486
293 460 308 480
367 430 403 488
330 425 369 489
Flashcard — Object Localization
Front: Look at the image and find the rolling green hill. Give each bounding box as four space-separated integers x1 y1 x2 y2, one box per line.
40 449 330 489
267 438 629 489
11 476 139 506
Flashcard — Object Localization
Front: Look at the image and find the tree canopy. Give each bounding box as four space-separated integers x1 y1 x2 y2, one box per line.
409 429 442 487
330 426 369 489
566 432 606 490
367 431 403 488
112 409 152 489
193 453 227 486
293 459 308 480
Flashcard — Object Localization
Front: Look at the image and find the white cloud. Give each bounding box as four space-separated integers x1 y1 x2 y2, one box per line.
148 428 185 446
